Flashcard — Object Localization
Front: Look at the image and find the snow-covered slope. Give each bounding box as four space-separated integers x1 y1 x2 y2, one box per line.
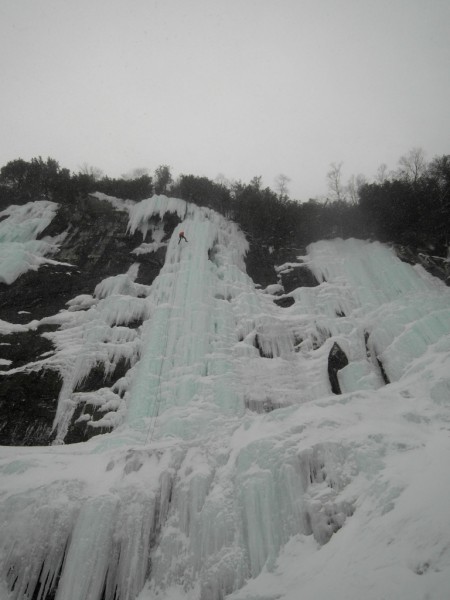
0 196 449 600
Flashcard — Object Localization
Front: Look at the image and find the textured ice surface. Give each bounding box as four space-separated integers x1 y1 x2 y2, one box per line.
0 200 63 284
1 198 450 600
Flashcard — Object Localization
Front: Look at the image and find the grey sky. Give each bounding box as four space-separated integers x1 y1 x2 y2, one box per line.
0 0 448 200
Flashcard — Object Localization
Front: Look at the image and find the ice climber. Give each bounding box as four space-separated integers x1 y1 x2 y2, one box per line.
178 230 188 244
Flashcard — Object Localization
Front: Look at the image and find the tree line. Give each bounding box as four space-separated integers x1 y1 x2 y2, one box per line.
0 157 155 207
0 150 448 257
357 151 449 255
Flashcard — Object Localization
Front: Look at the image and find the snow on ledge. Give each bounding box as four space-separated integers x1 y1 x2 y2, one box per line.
262 283 284 295
89 192 135 212
127 195 187 239
275 261 305 274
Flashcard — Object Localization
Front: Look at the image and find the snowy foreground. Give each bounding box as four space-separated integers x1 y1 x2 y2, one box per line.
1 196 450 600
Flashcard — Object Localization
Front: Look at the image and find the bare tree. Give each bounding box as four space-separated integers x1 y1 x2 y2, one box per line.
397 147 427 184
375 163 389 184
326 162 345 201
215 173 231 188
346 173 366 204
274 174 291 198
78 163 103 181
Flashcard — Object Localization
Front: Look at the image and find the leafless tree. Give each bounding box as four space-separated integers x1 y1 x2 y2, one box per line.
346 173 366 204
78 163 103 181
375 163 389 184
215 173 231 188
397 147 427 184
326 162 345 201
275 173 291 198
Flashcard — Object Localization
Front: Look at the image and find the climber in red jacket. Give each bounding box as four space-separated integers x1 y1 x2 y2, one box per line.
178 230 188 244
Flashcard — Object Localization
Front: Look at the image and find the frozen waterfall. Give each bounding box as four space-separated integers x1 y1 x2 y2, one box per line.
1 196 450 600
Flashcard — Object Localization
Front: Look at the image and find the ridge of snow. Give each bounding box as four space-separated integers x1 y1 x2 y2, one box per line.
89 192 135 212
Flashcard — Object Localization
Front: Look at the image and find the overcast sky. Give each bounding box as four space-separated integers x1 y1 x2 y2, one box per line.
0 0 449 200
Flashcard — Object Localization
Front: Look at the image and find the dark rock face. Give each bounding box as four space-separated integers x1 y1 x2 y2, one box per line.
274 296 295 308
0 326 56 367
0 265 80 324
0 196 151 323
278 264 319 294
0 326 63 445
245 244 318 292
0 195 176 446
61 357 132 445
245 245 281 289
327 342 349 394
394 244 450 285
0 369 62 445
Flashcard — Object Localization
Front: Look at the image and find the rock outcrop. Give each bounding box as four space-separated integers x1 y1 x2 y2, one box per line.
0 195 177 445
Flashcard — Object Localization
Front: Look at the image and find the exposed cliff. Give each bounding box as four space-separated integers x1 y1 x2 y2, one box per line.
0 195 175 445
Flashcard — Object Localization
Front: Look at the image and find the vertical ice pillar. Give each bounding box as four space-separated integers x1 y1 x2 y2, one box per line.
126 209 244 432
55 496 118 600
